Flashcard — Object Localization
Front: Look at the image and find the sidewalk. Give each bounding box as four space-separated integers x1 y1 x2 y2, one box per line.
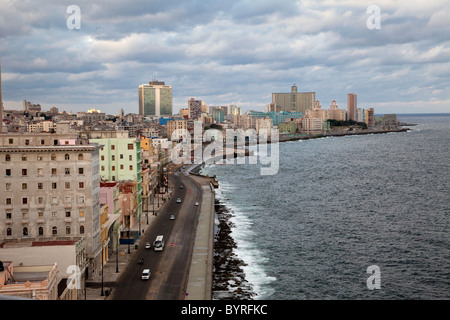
85 191 170 300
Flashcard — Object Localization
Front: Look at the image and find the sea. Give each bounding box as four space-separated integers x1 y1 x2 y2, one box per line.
200 113 449 300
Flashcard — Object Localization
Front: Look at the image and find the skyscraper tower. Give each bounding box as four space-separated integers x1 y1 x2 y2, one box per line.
138 80 173 118
347 93 357 121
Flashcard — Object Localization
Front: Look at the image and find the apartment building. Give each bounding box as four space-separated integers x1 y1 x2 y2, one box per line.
0 132 103 282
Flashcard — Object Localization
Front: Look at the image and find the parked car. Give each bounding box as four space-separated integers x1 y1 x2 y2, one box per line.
194 202 199 206
179 185 184 189
170 215 175 220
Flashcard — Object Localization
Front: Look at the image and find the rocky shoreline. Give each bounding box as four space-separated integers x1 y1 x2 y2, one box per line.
212 199 256 300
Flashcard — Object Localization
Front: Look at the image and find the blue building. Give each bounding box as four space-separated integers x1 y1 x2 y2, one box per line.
248 111 303 126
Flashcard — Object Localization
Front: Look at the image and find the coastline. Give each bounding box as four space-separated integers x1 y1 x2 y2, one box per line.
194 125 413 300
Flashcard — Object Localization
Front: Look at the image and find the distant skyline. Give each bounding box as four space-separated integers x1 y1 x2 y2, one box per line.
0 0 449 115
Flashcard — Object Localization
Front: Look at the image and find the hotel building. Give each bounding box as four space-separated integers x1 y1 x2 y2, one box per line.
139 80 173 118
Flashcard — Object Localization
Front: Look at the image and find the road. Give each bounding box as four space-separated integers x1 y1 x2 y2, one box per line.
110 166 203 300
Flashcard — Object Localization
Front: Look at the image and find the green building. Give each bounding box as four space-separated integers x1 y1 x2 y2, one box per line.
90 138 143 224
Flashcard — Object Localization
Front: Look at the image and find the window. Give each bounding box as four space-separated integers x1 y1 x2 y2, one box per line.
38 211 44 218
111 145 115 150
9 138 13 144
78 154 84 160
38 197 44 204
22 198 28 204
38 168 44 176
52 182 57 190
6 212 12 219
22 211 28 219
51 154 56 161
112 166 116 171
78 168 84 175
38 183 43 190
41 139 45 145
129 155 133 161
78 182 84 189
22 183 27 190
52 211 58 218
65 196 72 203
112 155 115 161
22 169 27 176
120 154 123 159
25 139 30 146
78 196 85 203
22 155 27 161
7 228 12 236
23 227 28 236
52 197 58 204
5 154 10 161
5 183 11 191
6 169 11 176
38 227 44 236
129 165 133 171
65 182 71 189
6 198 12 205
51 168 57 175
101 166 105 171
65 154 70 160
37 155 43 161
65 211 71 218
120 164 124 170
65 168 70 175
79 210 85 218
52 226 57 235
80 226 85 234
101 155 105 161
128 143 134 150
66 226 71 235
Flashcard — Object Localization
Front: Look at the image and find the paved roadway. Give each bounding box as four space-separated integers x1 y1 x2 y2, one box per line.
110 167 203 300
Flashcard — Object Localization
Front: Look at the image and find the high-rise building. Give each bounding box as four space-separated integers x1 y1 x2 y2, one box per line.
272 84 315 114
188 98 203 120
365 108 375 127
0 132 103 276
347 93 357 121
139 80 172 117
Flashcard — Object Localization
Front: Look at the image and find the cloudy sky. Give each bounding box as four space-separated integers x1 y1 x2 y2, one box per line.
0 0 449 115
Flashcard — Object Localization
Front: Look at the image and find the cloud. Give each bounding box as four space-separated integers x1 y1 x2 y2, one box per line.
0 0 449 114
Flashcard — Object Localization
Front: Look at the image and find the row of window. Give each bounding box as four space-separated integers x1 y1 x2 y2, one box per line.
5 209 85 219
5 181 86 191
101 165 134 171
5 195 86 205
100 154 134 161
5 167 85 176
4 153 84 161
106 143 135 151
5 225 85 237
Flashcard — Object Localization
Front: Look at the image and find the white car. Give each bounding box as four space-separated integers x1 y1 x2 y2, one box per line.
176 198 182 203
194 202 199 206
145 242 151 249
170 215 175 220
141 269 151 280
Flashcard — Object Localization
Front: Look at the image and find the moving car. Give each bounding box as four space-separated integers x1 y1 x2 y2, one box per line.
194 202 199 206
141 269 151 280
176 198 182 203
145 242 151 249
179 185 184 189
170 215 175 220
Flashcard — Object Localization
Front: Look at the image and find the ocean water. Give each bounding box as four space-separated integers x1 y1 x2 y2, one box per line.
201 114 450 300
